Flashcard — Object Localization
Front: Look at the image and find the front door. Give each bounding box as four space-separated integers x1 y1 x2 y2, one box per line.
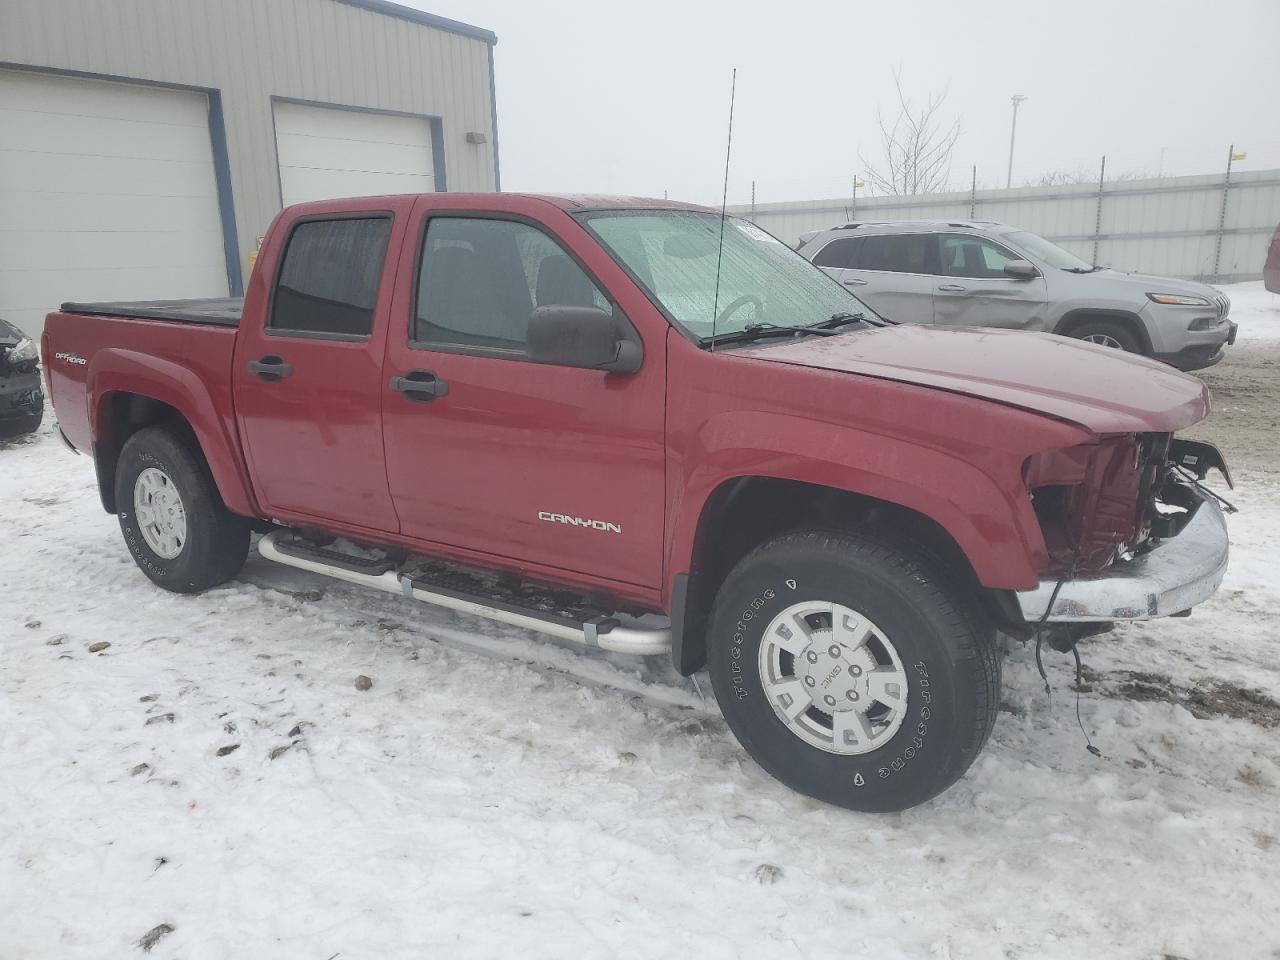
931 233 1048 330
380 202 667 588
233 203 411 532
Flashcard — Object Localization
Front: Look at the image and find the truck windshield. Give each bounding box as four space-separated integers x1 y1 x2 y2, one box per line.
577 210 878 341
1004 230 1095 271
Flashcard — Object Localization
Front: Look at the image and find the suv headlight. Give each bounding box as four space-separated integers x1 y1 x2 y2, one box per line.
7 337 37 364
1147 293 1210 306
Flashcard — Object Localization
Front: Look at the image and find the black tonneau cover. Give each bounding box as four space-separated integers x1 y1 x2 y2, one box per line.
60 298 244 328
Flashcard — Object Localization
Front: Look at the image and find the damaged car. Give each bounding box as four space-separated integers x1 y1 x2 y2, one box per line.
0 317 44 439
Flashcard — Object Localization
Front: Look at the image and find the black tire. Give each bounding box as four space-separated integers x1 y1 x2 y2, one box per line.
0 407 42 439
114 425 250 593
707 530 1000 813
1069 319 1143 355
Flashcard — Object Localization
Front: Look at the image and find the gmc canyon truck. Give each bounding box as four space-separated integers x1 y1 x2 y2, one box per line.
43 194 1232 812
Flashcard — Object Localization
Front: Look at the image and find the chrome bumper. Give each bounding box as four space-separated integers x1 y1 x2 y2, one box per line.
1015 491 1228 622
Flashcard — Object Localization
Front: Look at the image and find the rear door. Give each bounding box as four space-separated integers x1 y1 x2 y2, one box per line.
233 199 414 532
931 233 1047 329
813 233 938 324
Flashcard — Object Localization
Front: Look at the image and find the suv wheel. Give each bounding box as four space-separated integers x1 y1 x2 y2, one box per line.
1071 320 1142 354
115 426 250 593
707 530 1000 812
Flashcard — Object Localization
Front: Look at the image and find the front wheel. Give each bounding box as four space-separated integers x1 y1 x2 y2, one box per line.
1070 320 1143 354
707 530 1000 812
115 425 250 593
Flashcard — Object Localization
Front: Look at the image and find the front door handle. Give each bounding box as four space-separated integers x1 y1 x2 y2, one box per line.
247 355 293 381
390 370 449 403
937 284 967 293
842 277 868 286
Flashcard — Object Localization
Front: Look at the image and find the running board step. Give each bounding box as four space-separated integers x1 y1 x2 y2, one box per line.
257 530 671 656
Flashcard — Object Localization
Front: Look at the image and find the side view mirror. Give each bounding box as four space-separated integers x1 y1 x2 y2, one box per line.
527 305 642 374
1004 259 1039 280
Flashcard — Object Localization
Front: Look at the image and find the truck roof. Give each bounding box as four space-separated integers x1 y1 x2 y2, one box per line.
281 193 716 215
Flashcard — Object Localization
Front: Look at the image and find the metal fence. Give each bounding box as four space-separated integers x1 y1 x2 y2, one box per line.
729 168 1280 283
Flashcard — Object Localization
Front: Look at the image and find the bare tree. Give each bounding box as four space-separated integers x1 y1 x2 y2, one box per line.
1032 166 1154 187
859 71 961 196
1035 167 1094 187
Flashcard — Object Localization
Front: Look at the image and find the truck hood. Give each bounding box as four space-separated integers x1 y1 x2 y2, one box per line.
740 324 1209 434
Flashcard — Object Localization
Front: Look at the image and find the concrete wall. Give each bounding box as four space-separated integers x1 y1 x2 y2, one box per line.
730 169 1280 283
0 0 498 288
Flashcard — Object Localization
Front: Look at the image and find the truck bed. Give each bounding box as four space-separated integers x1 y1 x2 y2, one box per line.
60 297 244 327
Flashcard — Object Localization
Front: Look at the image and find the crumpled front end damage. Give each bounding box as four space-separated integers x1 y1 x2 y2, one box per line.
1018 434 1232 621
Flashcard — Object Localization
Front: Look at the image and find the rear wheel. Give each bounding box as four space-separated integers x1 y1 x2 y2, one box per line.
707 530 1000 812
114 426 250 593
1070 319 1142 354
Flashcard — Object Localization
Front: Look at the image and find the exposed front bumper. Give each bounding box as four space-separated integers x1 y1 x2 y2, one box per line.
0 370 43 420
1016 490 1228 622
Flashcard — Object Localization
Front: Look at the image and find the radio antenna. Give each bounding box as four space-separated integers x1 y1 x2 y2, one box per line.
709 67 737 351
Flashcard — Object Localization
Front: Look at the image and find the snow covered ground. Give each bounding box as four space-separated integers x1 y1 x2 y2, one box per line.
4 329 1280 959
1227 280 1280 341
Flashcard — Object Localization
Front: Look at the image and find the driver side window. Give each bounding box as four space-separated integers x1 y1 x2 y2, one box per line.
939 235 1019 279
414 217 609 352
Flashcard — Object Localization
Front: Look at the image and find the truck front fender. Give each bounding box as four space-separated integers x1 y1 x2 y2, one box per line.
666 410 1047 596
87 349 257 517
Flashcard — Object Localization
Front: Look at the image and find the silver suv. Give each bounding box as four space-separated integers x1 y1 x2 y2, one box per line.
797 220 1237 371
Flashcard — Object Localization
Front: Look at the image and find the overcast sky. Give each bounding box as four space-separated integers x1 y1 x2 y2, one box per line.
412 0 1279 206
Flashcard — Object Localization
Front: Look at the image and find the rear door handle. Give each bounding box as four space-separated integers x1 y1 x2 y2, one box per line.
842 277 868 286
937 284 967 293
390 370 449 403
247 355 293 381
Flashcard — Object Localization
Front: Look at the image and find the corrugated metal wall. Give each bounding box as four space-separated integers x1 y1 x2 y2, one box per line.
731 170 1280 282
0 0 497 281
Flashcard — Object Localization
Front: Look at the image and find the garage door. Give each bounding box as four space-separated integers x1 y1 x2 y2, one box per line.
273 101 436 207
0 69 229 338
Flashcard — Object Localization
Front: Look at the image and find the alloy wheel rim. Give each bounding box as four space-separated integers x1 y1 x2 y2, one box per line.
1083 333 1123 349
133 467 187 559
757 600 909 755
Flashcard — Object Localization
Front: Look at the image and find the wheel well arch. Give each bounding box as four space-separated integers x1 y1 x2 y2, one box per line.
93 392 199 513
671 476 983 676
1054 308 1152 355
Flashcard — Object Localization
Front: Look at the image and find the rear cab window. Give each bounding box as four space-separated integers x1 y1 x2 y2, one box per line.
270 216 392 338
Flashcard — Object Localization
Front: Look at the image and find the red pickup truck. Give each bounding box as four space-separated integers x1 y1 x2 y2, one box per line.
43 193 1231 812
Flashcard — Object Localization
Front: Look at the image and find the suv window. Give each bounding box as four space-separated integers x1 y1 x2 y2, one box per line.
271 217 391 337
811 236 864 270
414 217 608 351
860 234 936 274
940 234 1019 279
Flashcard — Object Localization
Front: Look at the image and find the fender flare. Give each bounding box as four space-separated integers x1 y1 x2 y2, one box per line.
87 348 258 517
665 411 1047 597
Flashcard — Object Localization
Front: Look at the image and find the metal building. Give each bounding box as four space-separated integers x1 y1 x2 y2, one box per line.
730 169 1280 284
0 0 499 337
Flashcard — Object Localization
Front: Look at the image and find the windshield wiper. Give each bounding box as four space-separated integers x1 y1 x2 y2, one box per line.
823 311 897 328
699 321 842 348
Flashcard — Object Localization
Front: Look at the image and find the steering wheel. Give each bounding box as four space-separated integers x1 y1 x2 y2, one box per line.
715 294 765 328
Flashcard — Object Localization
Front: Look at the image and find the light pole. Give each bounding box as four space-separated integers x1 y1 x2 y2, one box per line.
1006 94 1027 188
